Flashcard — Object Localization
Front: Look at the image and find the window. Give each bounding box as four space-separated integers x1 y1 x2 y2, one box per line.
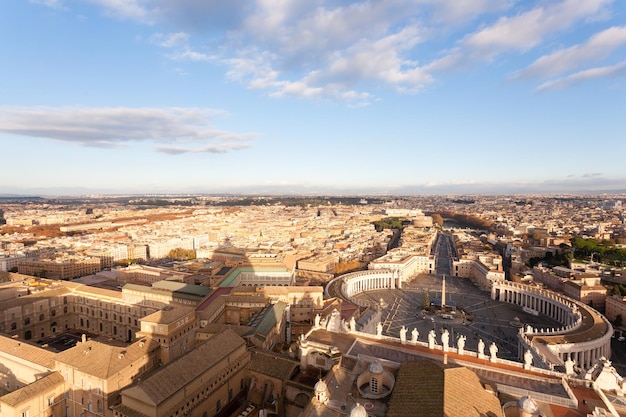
24 318 30 325
22 410 30 417
48 396 54 406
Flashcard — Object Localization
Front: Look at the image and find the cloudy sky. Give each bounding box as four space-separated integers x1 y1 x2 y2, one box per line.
1 0 625 195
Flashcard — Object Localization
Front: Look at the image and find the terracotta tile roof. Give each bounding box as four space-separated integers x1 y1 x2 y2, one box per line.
140 304 195 324
386 360 503 417
123 329 246 405
53 337 160 380
0 372 65 407
306 329 357 354
0 334 56 369
248 350 299 380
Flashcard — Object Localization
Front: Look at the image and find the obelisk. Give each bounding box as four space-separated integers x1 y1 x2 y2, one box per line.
441 275 446 310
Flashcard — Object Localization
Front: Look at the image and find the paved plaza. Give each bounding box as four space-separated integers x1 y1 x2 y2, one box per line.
353 274 562 361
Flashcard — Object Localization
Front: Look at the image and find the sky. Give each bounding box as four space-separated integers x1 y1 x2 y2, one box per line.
1 0 625 196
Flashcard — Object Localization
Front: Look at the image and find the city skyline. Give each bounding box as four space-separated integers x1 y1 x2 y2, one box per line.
1 0 626 195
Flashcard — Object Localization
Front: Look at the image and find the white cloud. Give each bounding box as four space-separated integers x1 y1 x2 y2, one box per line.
29 0 65 9
0 106 255 153
168 49 215 62
536 61 626 91
84 0 156 23
515 26 626 79
32 0 621 100
430 0 613 70
149 32 189 48
425 0 515 26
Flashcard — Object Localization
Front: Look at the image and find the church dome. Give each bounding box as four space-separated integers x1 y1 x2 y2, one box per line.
350 403 368 417
314 379 328 393
369 361 384 374
518 395 539 413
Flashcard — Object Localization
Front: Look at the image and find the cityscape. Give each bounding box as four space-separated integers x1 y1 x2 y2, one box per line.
3 1 626 417
1 194 626 417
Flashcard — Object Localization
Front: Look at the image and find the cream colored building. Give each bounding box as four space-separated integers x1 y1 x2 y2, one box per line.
0 372 66 417
54 336 161 417
18 257 102 280
136 305 197 365
114 330 250 417
605 294 626 324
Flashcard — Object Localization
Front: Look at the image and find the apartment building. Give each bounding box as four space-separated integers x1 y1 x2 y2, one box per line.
18 257 101 280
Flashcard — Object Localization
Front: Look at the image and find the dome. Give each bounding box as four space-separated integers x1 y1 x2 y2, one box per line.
350 403 368 417
518 396 539 413
369 361 384 374
314 379 328 393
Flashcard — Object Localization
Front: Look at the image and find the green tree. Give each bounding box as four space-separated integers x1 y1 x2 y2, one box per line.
168 248 196 261
422 291 431 310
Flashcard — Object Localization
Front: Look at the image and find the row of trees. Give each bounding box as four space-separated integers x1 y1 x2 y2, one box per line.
168 248 196 261
570 237 626 264
372 217 408 231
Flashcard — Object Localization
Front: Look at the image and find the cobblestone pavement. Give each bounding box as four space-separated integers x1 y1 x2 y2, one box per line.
354 274 562 361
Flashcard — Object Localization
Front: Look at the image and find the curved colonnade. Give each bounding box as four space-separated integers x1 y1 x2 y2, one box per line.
340 269 401 302
491 281 613 370
338 270 613 372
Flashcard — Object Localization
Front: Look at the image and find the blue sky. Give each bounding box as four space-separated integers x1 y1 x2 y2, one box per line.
1 0 625 195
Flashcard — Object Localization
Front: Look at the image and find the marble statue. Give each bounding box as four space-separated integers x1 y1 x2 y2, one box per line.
411 328 418 344
524 349 533 369
478 339 485 358
489 342 498 362
376 322 383 338
441 329 450 352
457 335 466 355
428 329 436 349
399 325 407 344
565 354 575 375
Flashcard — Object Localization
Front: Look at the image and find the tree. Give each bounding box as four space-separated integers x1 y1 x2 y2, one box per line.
615 314 623 327
168 248 196 261
422 291 431 310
